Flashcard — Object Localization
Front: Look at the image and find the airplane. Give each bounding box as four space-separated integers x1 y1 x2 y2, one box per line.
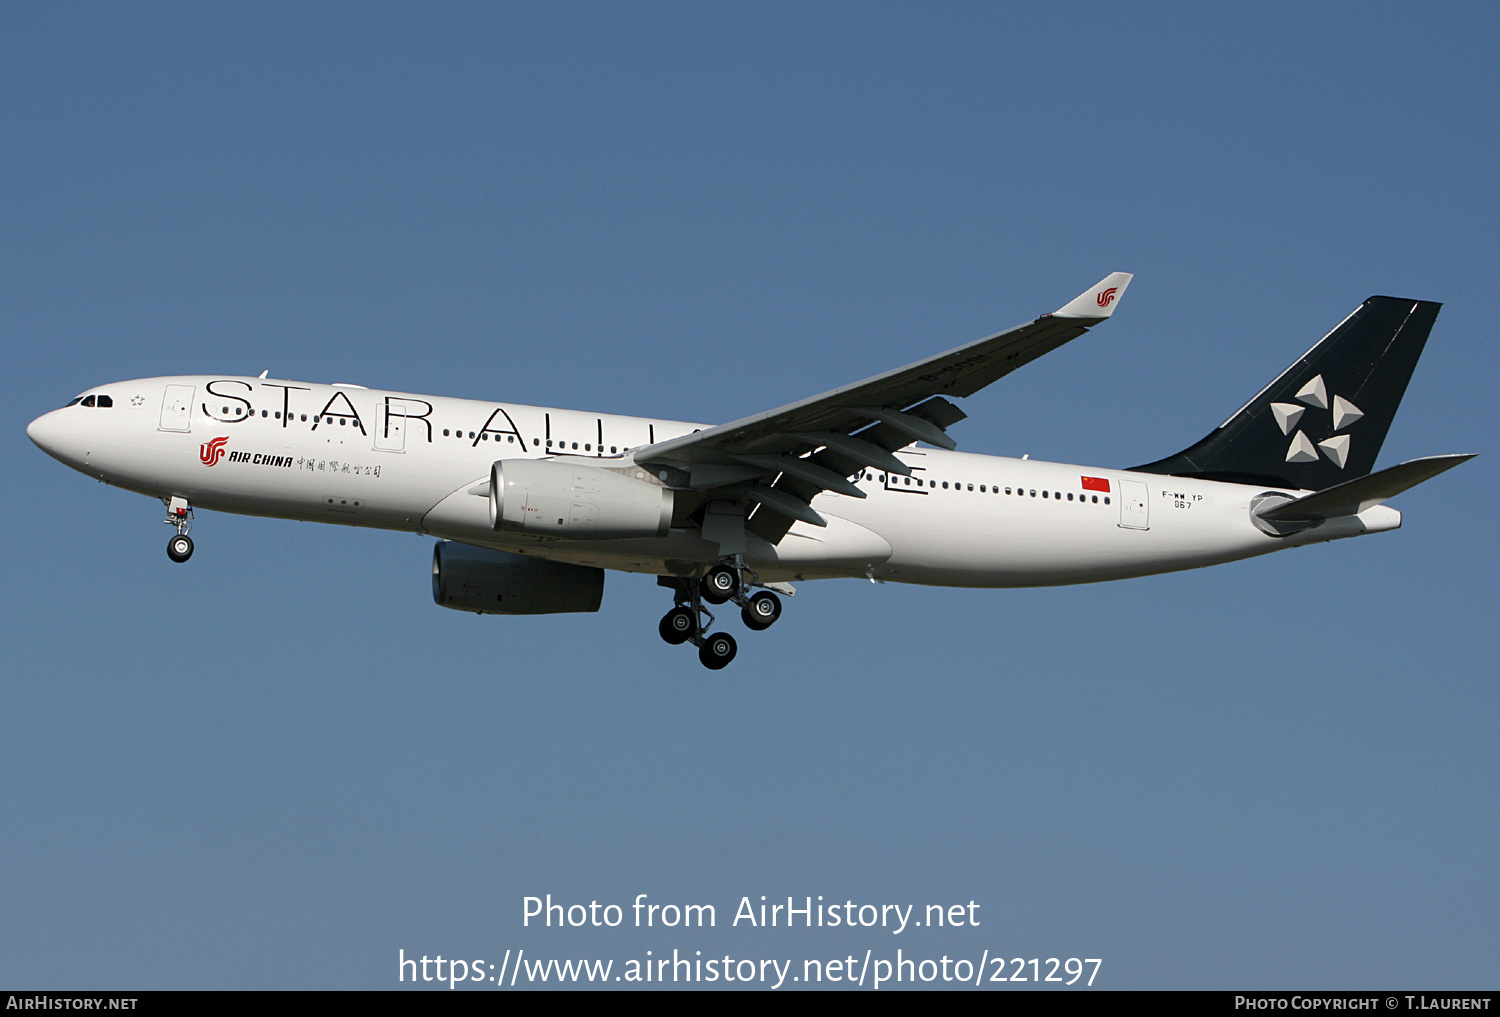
26 274 1473 669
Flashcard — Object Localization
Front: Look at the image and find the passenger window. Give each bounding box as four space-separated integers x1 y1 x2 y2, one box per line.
1042 490 1048 498
1091 495 1098 503
942 481 949 489
585 443 591 451
533 438 540 446
1104 497 1111 504
572 442 578 450
261 409 268 417
443 429 450 436
610 445 616 453
97 395 113 407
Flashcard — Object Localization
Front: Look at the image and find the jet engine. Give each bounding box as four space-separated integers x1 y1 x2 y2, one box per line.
432 540 604 615
489 458 673 540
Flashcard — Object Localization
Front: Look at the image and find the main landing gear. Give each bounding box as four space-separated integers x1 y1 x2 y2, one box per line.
656 559 784 670
163 496 194 563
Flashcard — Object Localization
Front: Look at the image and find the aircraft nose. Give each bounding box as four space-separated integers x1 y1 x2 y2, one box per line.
26 410 59 452
26 408 86 469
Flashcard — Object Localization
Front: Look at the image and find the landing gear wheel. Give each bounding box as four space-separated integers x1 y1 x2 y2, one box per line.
700 564 740 605
167 534 194 563
698 632 738 670
741 590 782 631
659 606 697 645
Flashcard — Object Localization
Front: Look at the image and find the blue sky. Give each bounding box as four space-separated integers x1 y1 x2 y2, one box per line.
2 2 1495 989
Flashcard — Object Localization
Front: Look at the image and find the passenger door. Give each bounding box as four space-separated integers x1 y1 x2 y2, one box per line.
1118 479 1149 530
159 385 194 432
374 400 408 452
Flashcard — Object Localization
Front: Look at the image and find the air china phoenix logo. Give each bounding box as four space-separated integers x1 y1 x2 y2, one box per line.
1096 287 1119 308
200 436 229 466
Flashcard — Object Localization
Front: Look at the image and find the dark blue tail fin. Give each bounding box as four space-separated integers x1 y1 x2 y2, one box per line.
1134 296 1440 490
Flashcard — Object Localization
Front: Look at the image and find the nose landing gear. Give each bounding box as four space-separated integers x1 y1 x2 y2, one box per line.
656 559 785 668
163 496 194 563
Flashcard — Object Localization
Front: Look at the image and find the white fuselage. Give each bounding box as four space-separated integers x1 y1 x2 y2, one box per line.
26 375 1401 587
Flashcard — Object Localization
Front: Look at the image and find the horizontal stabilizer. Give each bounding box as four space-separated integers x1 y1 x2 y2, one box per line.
1256 454 1475 521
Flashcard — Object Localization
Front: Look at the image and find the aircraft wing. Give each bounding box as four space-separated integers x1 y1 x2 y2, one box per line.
634 272 1132 542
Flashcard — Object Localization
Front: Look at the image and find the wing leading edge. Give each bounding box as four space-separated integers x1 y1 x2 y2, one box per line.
635 272 1133 544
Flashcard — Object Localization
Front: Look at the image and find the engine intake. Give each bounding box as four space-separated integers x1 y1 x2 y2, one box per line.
432 540 604 615
490 459 673 540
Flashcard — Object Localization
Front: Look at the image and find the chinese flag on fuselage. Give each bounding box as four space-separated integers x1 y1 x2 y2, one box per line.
1081 476 1111 492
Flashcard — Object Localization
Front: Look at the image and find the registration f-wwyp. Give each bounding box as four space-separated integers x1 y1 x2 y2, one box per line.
27 275 1471 668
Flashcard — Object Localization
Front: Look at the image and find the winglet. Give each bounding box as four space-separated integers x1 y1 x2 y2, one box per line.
1054 272 1133 319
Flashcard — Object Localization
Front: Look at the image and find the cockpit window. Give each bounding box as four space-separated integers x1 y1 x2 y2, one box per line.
81 395 96 407
65 397 83 407
96 395 113 408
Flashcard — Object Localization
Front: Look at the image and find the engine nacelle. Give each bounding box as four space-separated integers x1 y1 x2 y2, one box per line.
432 540 604 615
489 458 673 540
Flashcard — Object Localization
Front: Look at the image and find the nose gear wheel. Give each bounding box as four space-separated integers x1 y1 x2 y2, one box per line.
167 534 194 563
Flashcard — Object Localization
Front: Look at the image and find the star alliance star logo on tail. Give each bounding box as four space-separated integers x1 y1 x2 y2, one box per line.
1096 287 1119 308
199 436 229 466
1272 374 1362 469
